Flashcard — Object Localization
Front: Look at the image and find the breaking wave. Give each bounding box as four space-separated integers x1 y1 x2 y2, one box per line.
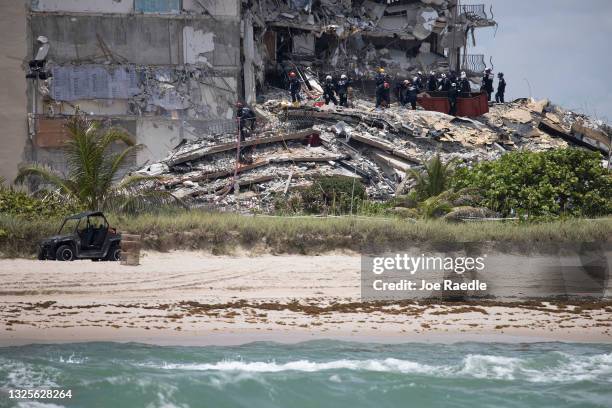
151 352 612 383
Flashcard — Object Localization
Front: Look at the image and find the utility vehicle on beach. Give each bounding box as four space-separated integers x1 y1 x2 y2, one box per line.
38 211 121 261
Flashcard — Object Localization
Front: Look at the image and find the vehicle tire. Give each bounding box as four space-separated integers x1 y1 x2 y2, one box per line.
105 244 121 261
55 245 75 261
37 249 45 260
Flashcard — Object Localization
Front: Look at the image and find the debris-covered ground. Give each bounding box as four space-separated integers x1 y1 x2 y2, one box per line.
135 93 610 213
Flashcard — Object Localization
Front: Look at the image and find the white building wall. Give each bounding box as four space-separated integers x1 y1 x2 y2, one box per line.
136 118 182 166
183 0 240 17
30 0 134 13
31 0 241 16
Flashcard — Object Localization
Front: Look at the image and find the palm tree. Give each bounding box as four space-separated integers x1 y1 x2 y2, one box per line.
15 112 176 213
407 154 456 200
418 191 454 219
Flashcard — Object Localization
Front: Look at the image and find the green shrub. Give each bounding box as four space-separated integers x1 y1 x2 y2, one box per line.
0 187 80 220
276 176 366 215
1 210 611 258
451 148 612 218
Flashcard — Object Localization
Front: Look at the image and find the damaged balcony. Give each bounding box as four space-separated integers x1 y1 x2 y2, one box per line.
248 0 459 91
459 4 497 28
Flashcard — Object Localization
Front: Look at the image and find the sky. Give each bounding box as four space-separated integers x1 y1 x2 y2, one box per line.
469 0 612 122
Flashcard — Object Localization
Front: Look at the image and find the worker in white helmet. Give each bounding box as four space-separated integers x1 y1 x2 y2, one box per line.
427 71 438 92
459 71 471 94
336 74 351 107
323 75 338 105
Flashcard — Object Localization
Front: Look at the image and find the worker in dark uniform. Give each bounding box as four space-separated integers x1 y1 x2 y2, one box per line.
459 71 471 95
405 79 418 110
394 78 405 104
448 83 459 116
415 71 425 91
397 79 408 106
481 68 494 102
335 74 351 107
495 72 506 103
374 67 387 88
236 102 256 164
323 75 338 105
288 71 301 104
438 73 451 92
427 70 438 92
375 68 390 109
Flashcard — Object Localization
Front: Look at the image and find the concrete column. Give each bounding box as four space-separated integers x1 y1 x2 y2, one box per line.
243 11 256 105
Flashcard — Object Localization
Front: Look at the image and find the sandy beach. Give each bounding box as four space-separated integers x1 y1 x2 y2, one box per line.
1 251 611 345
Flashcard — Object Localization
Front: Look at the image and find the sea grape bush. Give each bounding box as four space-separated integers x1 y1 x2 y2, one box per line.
451 148 612 218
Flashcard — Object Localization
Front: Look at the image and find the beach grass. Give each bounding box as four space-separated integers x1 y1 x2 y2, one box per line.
1 210 611 258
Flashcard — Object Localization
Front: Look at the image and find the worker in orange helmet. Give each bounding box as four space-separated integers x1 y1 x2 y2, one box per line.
375 67 390 109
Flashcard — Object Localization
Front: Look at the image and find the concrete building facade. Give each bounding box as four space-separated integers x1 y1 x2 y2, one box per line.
0 0 496 184
0 0 28 183
20 0 241 179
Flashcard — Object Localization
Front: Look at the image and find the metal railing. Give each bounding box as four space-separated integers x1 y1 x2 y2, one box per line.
460 4 488 20
461 54 486 74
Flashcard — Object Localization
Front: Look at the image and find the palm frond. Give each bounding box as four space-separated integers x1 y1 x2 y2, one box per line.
14 165 76 195
99 127 136 150
418 194 453 219
114 174 163 191
105 144 144 184
16 111 183 213
407 154 457 200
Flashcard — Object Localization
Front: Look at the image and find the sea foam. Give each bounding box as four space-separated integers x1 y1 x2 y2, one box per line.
151 352 612 383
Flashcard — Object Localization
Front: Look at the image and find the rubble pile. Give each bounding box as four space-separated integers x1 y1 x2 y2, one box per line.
135 94 610 213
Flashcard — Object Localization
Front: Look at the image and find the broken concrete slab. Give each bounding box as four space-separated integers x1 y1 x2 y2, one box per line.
501 108 533 124
167 129 319 166
527 98 549 114
571 121 611 148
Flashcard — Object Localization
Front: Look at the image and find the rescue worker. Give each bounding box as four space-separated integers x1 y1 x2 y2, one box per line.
495 72 506 103
438 73 451 92
405 79 418 110
448 83 459 116
415 71 425 91
236 102 256 164
323 75 338 105
427 70 438 92
375 68 391 108
397 79 409 106
335 74 351 107
394 79 405 105
374 67 387 88
459 71 471 94
288 71 301 104
382 80 391 108
481 68 494 102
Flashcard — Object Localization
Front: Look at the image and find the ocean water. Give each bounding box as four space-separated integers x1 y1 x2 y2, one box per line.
0 341 611 408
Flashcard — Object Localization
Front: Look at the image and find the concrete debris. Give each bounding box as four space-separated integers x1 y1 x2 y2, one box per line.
130 92 609 214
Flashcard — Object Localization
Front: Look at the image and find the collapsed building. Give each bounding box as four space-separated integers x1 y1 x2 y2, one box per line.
244 0 497 102
18 0 611 213
136 96 611 212
23 0 495 174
